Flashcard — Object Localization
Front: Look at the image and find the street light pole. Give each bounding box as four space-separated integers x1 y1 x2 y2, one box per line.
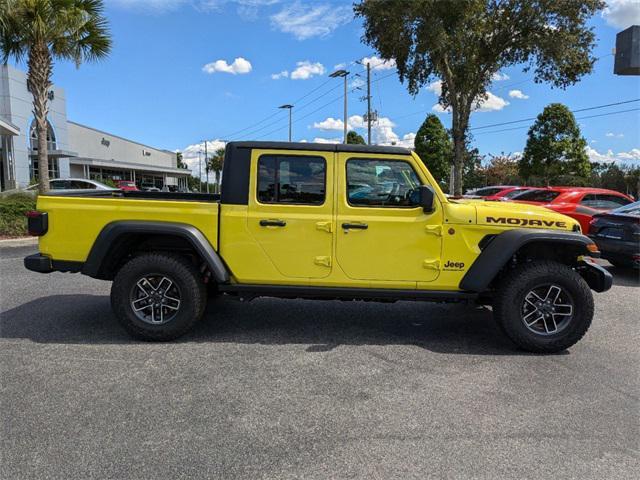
203 140 209 193
279 104 294 141
330 69 349 143
198 150 202 193
366 62 371 145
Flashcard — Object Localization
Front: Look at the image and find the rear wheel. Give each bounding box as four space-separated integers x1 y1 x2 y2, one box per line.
494 261 594 353
111 253 206 341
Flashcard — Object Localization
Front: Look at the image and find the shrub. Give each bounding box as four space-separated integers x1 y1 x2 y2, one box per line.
0 193 37 237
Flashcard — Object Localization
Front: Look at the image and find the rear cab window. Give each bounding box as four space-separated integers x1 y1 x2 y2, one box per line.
257 154 326 205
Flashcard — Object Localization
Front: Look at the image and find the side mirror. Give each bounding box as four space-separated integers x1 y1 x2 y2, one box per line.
419 185 435 213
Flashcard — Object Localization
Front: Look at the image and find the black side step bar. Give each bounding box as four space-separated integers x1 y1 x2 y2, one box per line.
218 284 477 302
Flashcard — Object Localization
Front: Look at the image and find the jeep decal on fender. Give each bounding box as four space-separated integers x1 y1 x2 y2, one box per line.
486 216 567 228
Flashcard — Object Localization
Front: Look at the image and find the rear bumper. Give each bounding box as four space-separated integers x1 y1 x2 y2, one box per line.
24 253 53 273
588 235 638 261
24 254 83 274
577 258 613 293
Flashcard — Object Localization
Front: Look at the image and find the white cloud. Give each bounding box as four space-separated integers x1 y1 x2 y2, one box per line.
426 80 443 95
586 146 640 164
271 70 289 80
202 57 252 75
473 92 510 112
605 132 624 138
334 63 346 70
349 78 365 89
270 2 352 40
392 133 416 148
602 0 640 29
348 115 365 129
179 140 226 178
428 81 508 112
313 117 344 131
312 137 341 144
492 72 510 81
508 89 529 99
291 60 325 80
360 55 396 71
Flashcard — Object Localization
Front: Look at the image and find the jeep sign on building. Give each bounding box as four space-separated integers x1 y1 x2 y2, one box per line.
0 65 189 191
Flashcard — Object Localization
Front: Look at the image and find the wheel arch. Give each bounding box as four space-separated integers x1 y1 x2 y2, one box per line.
459 229 596 293
82 221 230 283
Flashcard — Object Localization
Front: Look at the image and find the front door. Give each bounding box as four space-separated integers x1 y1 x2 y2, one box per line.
336 154 443 283
247 149 334 279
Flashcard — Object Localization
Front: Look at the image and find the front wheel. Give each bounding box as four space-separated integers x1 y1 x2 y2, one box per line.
111 253 207 341
494 261 594 353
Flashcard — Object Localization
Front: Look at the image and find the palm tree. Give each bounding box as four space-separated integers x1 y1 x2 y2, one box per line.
1 0 111 193
208 148 225 194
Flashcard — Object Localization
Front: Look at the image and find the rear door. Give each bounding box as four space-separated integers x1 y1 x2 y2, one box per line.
246 149 334 279
335 153 443 282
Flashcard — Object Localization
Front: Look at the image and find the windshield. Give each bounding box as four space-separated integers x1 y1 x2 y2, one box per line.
611 201 640 216
472 187 505 196
503 188 531 199
511 189 561 203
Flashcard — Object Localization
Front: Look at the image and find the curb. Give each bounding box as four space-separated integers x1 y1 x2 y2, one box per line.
0 237 37 248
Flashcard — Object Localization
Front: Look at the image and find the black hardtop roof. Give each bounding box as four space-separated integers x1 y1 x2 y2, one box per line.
226 141 412 155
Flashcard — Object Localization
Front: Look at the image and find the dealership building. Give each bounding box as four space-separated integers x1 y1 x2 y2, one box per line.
0 65 189 191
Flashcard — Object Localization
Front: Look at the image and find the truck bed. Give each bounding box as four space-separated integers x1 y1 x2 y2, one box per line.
36 191 220 263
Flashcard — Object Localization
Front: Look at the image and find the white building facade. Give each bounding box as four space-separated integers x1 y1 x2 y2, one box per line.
0 65 188 191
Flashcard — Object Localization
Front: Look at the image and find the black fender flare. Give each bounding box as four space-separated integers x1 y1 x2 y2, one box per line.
459 229 596 292
82 221 230 283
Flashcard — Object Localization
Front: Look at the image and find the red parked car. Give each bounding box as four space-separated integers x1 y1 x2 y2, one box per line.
115 180 139 191
509 187 634 233
484 186 535 201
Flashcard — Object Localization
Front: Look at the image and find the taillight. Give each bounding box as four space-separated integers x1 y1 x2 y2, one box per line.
25 210 48 236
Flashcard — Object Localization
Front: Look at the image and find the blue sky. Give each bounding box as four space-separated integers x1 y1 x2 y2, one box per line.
10 0 640 174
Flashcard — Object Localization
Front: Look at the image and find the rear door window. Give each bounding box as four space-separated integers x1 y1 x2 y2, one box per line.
257 155 326 205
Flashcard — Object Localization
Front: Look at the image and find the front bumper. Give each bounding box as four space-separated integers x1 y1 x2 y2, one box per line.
577 258 613 293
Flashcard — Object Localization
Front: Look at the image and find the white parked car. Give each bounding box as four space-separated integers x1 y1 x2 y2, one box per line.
26 178 117 191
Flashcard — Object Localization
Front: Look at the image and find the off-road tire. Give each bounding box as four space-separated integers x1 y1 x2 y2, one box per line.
494 261 594 353
111 253 207 341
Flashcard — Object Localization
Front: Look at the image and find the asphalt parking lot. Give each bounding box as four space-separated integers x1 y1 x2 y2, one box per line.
1 244 638 479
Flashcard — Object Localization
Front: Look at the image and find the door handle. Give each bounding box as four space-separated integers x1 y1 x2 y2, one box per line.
260 219 286 227
342 222 368 230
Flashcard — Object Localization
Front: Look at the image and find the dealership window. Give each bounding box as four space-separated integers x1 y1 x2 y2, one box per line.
30 157 59 181
257 155 326 204
29 119 57 152
346 158 422 207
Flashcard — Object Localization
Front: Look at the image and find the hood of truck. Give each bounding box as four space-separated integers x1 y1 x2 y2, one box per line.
446 198 580 232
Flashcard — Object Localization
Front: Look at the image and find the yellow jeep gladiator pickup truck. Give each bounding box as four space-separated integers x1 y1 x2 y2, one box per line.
24 141 612 352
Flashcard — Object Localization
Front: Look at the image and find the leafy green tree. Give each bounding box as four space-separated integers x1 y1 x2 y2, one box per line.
600 164 626 193
462 147 485 191
484 153 521 186
414 114 452 184
207 148 225 194
519 103 590 185
354 0 603 195
1 0 111 193
347 130 366 145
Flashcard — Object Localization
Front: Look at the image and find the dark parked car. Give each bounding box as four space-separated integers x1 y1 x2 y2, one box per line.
588 201 640 269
